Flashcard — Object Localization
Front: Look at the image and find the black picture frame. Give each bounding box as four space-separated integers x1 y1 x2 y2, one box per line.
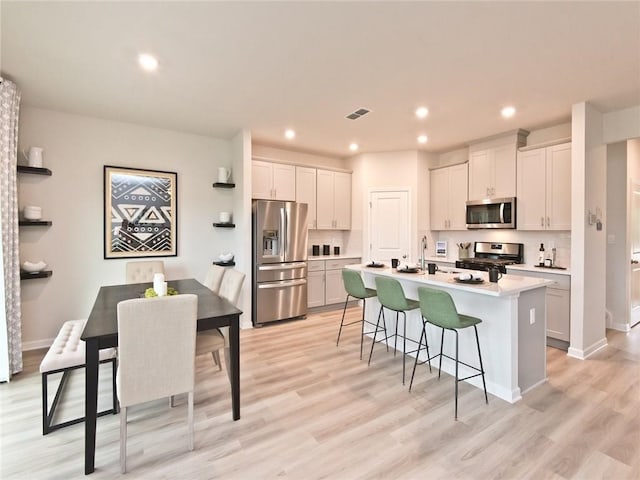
103 165 178 259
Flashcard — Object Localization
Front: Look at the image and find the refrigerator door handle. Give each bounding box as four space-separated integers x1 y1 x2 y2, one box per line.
257 279 307 289
280 206 287 259
258 263 307 271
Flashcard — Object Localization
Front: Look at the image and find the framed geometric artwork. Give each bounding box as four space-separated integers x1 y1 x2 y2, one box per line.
104 165 178 259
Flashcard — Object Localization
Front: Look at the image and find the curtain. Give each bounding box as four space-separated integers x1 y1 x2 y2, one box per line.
0 77 22 380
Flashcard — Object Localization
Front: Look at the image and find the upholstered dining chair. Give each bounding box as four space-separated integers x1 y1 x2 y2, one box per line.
116 294 198 473
196 268 245 380
125 260 164 284
203 264 226 294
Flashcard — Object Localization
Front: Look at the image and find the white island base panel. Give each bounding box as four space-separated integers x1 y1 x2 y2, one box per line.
351 265 551 404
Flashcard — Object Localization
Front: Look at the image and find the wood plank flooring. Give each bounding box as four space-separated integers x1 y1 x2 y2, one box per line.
1 307 639 479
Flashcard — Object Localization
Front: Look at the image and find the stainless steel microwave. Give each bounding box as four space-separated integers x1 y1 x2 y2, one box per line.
466 197 516 229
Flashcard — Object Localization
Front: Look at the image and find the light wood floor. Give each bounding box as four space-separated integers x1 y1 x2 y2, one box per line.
1 307 639 479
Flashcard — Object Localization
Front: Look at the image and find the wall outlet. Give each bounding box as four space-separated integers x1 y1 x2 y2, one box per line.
529 308 536 325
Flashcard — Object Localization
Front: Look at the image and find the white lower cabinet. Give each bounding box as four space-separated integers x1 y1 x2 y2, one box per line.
507 267 570 347
307 257 360 308
307 269 326 308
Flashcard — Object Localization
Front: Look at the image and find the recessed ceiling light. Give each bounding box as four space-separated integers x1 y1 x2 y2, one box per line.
418 135 428 144
138 53 159 72
415 107 429 119
501 106 516 118
349 143 359 152
285 129 295 139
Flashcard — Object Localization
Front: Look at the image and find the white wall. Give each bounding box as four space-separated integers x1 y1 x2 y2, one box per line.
603 106 640 144
252 144 348 170
18 107 235 348
347 150 433 263
606 142 628 330
569 102 607 359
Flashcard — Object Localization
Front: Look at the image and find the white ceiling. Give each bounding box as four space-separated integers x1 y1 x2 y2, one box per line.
2 1 639 157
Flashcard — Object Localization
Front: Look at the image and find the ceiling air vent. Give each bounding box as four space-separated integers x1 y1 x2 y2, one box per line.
346 108 371 120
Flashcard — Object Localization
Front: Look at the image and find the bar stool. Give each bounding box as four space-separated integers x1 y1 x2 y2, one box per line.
410 286 488 420
370 276 423 384
337 269 383 360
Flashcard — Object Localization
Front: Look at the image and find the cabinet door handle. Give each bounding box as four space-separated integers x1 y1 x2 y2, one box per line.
541 217 545 227
546 217 550 227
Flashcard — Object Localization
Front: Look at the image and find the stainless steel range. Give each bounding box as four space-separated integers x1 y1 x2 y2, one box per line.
455 241 524 273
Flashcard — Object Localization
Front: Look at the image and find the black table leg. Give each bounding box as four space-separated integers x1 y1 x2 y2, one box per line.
229 316 240 420
84 338 99 474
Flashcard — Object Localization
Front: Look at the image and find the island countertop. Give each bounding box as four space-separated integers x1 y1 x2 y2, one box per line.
348 263 551 404
347 264 553 297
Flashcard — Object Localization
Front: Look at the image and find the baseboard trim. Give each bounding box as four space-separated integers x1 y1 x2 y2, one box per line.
567 337 608 360
22 338 53 352
607 321 630 333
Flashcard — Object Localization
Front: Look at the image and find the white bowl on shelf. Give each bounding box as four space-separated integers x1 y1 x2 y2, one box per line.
23 206 42 220
218 253 234 263
22 260 47 273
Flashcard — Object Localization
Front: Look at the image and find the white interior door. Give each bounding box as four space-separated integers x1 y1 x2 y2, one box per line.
369 190 410 263
630 182 640 326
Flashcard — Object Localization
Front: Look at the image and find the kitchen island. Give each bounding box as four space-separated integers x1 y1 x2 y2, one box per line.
347 264 553 403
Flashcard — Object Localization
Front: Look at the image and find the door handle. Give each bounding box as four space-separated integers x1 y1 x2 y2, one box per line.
632 260 639 264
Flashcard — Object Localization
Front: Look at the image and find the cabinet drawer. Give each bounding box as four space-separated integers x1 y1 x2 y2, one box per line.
308 261 325 272
325 258 360 270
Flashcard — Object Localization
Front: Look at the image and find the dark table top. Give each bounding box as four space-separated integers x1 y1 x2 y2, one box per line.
82 278 242 342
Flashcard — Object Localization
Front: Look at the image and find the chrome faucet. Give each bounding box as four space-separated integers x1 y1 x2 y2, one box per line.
420 235 427 270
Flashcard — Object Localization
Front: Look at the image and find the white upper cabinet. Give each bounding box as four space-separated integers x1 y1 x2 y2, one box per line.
468 144 516 200
430 163 468 230
295 166 317 229
252 160 295 201
317 169 351 230
516 142 571 230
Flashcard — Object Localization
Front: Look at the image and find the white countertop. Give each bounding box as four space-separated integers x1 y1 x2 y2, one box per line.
348 264 553 297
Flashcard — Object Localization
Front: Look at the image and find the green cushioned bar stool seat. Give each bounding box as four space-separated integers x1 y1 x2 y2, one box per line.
370 276 425 385
410 287 488 420
337 269 383 360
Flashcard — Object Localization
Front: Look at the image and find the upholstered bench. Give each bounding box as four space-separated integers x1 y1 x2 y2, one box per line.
40 319 118 435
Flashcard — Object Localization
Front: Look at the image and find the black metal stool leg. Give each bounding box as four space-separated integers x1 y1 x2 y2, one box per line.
409 320 426 392
454 329 459 420
402 311 407 385
474 324 488 404
438 327 445 379
368 306 384 366
393 311 399 356
359 298 367 360
336 294 352 347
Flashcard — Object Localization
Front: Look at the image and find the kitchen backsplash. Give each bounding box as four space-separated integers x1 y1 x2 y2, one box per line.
308 230 356 256
433 230 571 268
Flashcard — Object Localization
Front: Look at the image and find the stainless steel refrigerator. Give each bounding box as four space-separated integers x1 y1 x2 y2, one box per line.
252 200 308 326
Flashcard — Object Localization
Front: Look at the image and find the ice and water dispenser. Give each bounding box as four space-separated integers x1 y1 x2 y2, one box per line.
262 230 279 256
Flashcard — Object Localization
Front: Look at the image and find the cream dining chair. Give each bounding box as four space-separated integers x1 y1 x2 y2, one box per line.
125 260 164 284
203 264 226 294
196 268 245 380
116 294 198 473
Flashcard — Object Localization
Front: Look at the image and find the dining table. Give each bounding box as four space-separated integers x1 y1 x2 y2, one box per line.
81 278 242 475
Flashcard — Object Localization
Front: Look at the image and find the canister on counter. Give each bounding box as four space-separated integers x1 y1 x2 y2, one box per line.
323 245 330 255
312 245 320 256
334 246 340 255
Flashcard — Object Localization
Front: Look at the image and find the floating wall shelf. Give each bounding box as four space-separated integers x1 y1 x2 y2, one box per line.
212 223 235 228
212 182 235 189
19 220 53 226
17 165 52 176
20 270 53 280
